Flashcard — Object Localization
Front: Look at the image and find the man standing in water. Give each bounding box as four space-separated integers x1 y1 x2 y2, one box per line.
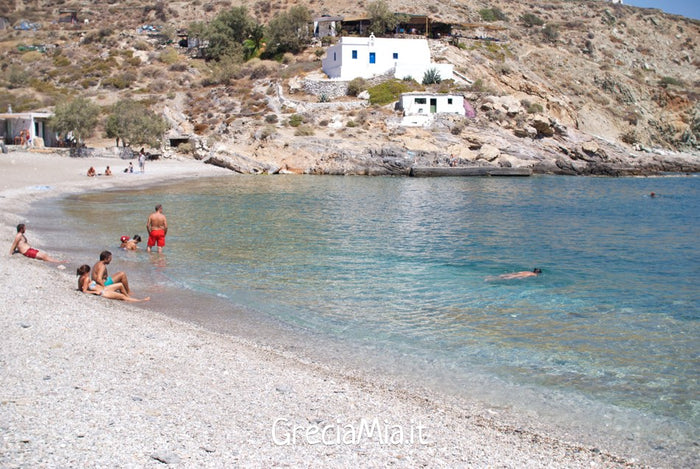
146 204 167 253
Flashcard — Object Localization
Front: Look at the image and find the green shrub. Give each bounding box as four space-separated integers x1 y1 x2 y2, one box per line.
265 114 278 124
347 77 367 96
367 79 413 106
470 78 485 92
159 48 179 65
53 55 71 67
294 125 314 136
659 76 683 87
422 68 442 85
102 72 136 89
6 65 31 88
522 100 543 114
479 8 507 22
288 114 304 127
260 125 276 139
520 13 544 28
177 141 195 154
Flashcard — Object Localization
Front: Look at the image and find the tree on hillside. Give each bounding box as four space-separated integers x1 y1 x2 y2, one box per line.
50 97 100 144
105 99 168 148
197 7 260 61
264 5 312 57
243 23 266 60
367 0 407 36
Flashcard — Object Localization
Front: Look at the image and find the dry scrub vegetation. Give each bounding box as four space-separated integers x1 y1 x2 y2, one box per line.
0 0 698 155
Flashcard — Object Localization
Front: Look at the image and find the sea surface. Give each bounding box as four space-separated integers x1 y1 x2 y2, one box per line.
34 174 698 463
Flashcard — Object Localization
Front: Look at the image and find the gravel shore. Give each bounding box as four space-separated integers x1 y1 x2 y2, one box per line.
0 150 643 467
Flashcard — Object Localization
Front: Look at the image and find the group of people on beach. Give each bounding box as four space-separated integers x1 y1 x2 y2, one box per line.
9 204 168 303
86 149 147 177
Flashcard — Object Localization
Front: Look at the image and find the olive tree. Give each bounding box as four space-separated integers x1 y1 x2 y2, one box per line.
197 7 260 61
105 99 168 148
264 5 312 57
367 0 407 36
50 97 100 144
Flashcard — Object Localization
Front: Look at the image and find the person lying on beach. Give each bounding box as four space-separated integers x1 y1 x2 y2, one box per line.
92 250 131 295
497 268 542 280
9 224 65 263
77 265 149 302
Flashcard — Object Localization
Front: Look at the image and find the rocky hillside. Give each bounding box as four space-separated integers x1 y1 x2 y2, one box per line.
1 0 698 175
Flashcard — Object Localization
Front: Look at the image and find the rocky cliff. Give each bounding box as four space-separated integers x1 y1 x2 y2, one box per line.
1 0 698 175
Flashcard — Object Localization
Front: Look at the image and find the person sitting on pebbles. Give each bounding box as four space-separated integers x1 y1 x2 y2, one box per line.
9 224 65 263
77 264 149 302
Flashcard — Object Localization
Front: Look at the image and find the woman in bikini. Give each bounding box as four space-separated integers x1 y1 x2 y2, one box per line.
76 264 149 302
9 224 64 263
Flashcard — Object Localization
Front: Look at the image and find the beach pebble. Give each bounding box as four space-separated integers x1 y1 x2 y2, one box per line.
151 451 181 464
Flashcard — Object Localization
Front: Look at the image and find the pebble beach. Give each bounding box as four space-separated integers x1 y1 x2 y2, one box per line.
0 150 659 467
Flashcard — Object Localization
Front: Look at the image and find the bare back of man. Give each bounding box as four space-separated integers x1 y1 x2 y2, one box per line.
146 204 168 253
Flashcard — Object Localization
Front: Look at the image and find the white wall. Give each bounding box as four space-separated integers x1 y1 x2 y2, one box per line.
322 35 453 81
400 94 465 116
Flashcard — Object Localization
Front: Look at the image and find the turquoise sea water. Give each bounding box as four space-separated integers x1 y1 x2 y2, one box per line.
38 174 698 462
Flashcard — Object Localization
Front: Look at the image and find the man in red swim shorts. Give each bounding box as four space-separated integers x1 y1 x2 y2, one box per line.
146 204 168 253
9 224 64 263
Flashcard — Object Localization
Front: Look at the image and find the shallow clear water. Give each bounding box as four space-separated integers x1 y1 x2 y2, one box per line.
38 174 699 460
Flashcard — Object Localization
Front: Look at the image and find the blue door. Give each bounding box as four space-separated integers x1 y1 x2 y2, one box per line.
369 52 375 64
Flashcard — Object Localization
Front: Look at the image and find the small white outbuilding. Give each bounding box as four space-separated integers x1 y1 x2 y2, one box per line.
398 92 465 126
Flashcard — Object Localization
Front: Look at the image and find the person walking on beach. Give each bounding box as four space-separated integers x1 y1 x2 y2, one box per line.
92 250 131 295
9 224 65 263
77 265 149 302
146 204 167 253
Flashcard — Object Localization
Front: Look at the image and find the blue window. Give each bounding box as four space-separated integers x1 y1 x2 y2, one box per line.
352 50 358 59
333 52 336 61
369 52 376 64
393 52 398 59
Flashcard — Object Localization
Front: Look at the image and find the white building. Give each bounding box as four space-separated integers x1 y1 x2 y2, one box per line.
322 34 453 82
398 92 466 126
313 16 342 38
0 111 58 147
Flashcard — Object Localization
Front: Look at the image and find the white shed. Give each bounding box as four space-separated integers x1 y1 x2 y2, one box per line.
398 92 465 126
322 34 453 82
0 111 58 147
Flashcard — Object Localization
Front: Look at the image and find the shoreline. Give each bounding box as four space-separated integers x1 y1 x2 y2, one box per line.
0 150 685 466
